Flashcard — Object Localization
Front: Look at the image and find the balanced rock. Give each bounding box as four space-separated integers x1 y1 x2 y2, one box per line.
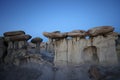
43 32 67 39
31 37 43 54
87 26 114 36
31 37 43 43
4 30 25 37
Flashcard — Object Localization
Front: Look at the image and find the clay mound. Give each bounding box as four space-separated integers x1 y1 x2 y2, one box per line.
43 32 67 39
4 30 25 37
87 26 114 36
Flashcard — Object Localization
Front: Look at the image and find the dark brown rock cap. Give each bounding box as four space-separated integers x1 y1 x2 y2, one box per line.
4 30 25 37
31 37 43 43
87 26 114 37
4 34 32 42
43 31 67 39
67 30 87 37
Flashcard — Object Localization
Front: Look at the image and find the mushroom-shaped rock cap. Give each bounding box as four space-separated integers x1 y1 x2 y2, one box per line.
4 30 25 37
43 32 67 39
31 37 43 43
67 30 87 37
4 34 31 42
52 31 61 33
87 26 114 36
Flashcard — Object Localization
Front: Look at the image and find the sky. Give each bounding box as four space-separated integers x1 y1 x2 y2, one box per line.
0 0 120 41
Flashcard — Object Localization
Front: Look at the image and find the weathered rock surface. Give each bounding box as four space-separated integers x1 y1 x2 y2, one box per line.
31 37 43 54
87 26 114 36
0 37 7 63
0 26 120 80
4 30 25 37
67 30 87 37
4 34 31 42
88 65 120 80
31 37 43 43
43 26 119 66
3 31 32 64
43 32 67 39
116 33 120 63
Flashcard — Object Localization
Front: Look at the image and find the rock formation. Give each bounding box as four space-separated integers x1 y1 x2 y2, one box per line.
43 31 67 39
3 30 32 64
43 26 119 66
31 37 43 54
116 33 120 63
0 37 7 63
2 30 47 65
0 26 120 80
87 26 114 37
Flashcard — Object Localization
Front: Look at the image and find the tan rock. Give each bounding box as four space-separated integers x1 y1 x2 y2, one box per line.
43 32 67 39
31 37 43 43
67 30 87 37
87 26 114 36
4 34 31 42
4 30 25 37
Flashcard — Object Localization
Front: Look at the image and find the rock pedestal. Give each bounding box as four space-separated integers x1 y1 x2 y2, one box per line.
3 30 32 64
31 37 43 54
43 26 119 66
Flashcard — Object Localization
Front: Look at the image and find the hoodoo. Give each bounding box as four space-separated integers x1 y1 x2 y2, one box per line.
31 37 43 54
43 26 119 66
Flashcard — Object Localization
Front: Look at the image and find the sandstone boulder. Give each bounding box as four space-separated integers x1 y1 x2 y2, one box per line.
31 37 43 43
43 32 67 39
67 30 87 37
4 30 25 37
87 26 114 36
4 34 31 42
